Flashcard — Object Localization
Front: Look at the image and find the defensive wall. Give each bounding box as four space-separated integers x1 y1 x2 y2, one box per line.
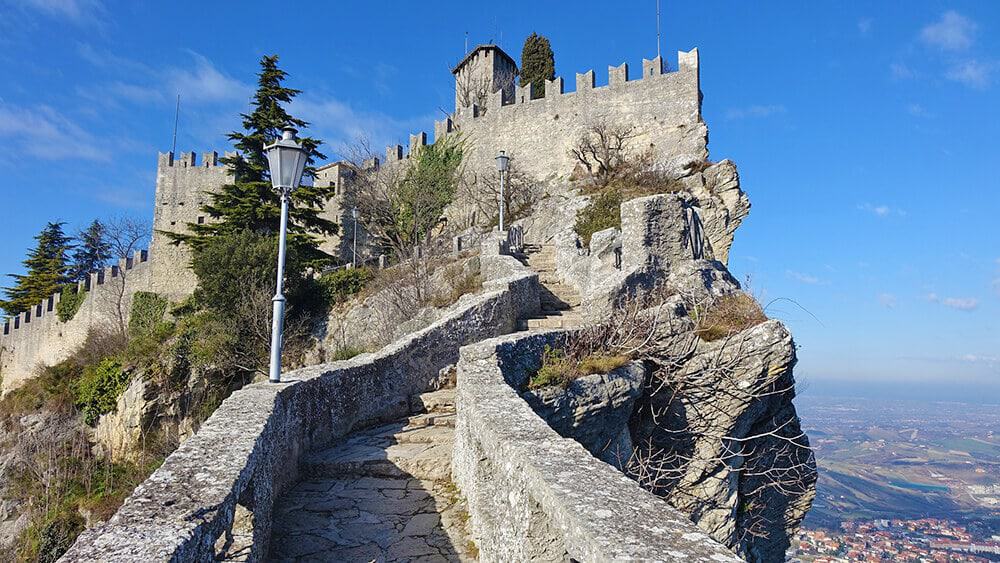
384 49 706 226
0 252 151 395
60 259 540 561
453 329 742 562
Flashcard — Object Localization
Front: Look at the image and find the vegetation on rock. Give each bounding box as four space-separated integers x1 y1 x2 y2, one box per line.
574 189 622 246
694 292 768 341
56 285 86 322
529 344 628 389
320 267 374 304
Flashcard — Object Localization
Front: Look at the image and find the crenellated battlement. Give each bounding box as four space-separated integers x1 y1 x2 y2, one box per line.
1 250 150 338
157 151 232 169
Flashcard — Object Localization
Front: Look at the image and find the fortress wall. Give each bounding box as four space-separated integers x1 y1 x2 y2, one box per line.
61 266 540 562
0 252 152 395
385 49 706 230
453 330 742 562
149 151 232 300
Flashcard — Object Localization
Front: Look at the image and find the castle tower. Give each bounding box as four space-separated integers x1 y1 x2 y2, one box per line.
451 45 519 112
149 151 233 300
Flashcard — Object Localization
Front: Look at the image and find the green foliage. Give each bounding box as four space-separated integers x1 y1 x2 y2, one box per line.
330 346 366 361
521 32 555 98
396 136 464 247
74 359 130 426
24 508 85 563
190 230 279 314
128 292 168 339
69 220 109 282
167 55 336 267
56 285 86 322
319 267 373 304
573 190 622 246
2 222 74 316
528 345 628 390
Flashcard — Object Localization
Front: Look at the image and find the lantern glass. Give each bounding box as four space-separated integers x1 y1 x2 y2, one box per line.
495 150 510 172
265 127 308 191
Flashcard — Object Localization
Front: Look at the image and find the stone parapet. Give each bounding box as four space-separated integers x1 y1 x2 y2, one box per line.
452 330 742 562
60 270 540 562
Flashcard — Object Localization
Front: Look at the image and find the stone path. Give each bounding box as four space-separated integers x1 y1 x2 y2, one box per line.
268 389 476 562
517 243 582 330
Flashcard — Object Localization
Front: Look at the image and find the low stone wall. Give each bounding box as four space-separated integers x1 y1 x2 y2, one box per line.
60 269 539 562
452 330 742 562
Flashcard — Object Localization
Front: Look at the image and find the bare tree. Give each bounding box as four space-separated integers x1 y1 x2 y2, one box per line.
97 216 150 343
457 161 540 229
570 121 639 186
454 65 518 114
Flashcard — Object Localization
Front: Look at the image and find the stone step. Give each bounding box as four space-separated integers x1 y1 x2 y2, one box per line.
409 388 455 415
516 311 583 331
303 440 453 481
403 412 456 430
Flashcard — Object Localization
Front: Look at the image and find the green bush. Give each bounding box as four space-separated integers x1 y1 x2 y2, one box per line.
528 345 628 390
319 267 373 304
330 346 366 361
128 292 168 339
56 285 86 322
74 359 130 426
574 190 622 247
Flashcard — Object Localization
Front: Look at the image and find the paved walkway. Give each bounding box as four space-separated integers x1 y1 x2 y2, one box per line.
267 389 476 562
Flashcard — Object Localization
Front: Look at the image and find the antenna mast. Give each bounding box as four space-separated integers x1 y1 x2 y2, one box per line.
171 94 180 155
656 0 662 60
465 31 469 53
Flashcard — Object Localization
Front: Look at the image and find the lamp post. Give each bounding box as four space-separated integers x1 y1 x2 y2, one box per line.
352 206 359 268
495 150 510 231
264 126 308 383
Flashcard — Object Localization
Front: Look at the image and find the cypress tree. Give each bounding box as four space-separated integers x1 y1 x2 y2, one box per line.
168 55 337 266
1 222 74 316
70 220 110 282
520 33 555 99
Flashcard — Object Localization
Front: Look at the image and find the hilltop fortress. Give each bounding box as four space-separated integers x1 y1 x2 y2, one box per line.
0 45 708 394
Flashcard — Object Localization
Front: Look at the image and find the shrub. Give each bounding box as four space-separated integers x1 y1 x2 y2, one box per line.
56 285 86 322
528 345 628 390
319 267 373 304
574 189 622 246
694 292 767 342
329 346 366 361
74 358 130 426
429 264 482 308
127 291 168 339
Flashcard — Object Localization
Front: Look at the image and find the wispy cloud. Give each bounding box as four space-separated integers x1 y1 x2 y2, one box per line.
858 202 906 217
920 11 977 51
17 0 106 26
725 104 786 120
291 95 435 157
925 292 979 311
946 59 995 89
164 52 251 104
890 63 916 80
0 103 108 161
786 270 821 285
878 293 897 309
857 18 873 35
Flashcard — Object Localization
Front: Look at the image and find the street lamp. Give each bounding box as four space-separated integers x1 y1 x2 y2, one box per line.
495 150 510 231
352 206 359 268
264 126 308 383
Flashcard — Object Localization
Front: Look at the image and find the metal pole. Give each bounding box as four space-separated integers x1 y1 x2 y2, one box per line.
352 211 358 268
268 189 291 383
656 0 661 60
498 169 505 231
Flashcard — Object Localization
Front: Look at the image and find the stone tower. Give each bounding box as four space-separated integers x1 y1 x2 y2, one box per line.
451 45 519 112
149 151 232 300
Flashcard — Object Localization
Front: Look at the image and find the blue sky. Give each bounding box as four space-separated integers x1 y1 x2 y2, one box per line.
0 1 997 401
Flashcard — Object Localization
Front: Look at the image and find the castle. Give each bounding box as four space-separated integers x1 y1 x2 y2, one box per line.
0 44 705 395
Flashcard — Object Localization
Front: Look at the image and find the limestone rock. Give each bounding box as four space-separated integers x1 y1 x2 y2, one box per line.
679 160 751 264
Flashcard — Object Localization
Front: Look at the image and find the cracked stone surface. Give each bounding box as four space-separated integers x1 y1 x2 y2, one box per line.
267 389 475 562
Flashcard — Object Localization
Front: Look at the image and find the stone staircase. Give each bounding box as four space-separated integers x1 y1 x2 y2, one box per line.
268 388 475 562
516 243 582 331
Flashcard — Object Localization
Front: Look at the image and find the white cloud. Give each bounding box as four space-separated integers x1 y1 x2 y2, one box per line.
878 293 897 309
890 63 915 80
291 96 435 157
858 203 905 217
164 52 251 104
920 11 976 51
786 270 820 285
906 103 931 118
925 292 979 311
946 59 995 89
725 104 786 120
0 103 108 161
18 0 105 25
858 18 873 35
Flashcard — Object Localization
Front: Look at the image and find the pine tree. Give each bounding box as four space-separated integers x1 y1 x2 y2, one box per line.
1 222 74 316
70 220 110 282
520 33 555 99
168 55 337 265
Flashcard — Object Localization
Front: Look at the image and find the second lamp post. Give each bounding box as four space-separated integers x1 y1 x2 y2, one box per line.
495 150 510 231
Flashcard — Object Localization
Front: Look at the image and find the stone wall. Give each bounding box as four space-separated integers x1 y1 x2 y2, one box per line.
0 252 152 395
452 330 742 562
149 151 233 300
60 268 539 562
